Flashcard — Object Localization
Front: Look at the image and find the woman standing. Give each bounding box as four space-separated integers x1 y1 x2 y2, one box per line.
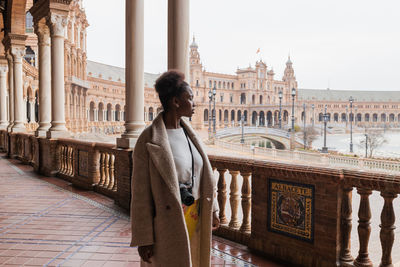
130 70 220 267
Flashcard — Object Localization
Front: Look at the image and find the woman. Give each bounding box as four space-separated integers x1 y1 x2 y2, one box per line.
130 70 220 267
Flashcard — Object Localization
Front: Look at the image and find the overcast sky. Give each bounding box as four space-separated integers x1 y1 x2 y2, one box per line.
83 0 400 91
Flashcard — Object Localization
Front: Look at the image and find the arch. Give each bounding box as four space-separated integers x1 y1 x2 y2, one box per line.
204 109 209 123
301 111 305 122
237 110 242 121
251 111 257 126
259 95 263 104
115 104 121 121
381 113 386 122
89 101 95 121
389 113 395 122
283 110 289 122
267 111 272 126
106 103 112 121
259 111 265 126
373 113 378 122
6 0 28 34
341 113 346 122
357 113 362 122
243 110 248 122
240 93 246 104
231 110 235 122
224 110 228 122
252 95 255 105
365 113 370 122
148 107 154 121
219 109 222 121
334 113 339 122
318 113 323 122
98 102 104 122
327 113 331 122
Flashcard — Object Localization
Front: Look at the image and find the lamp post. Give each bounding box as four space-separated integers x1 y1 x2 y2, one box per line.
208 90 212 140
278 91 283 129
291 88 296 132
303 103 306 149
322 104 328 153
349 96 354 153
311 104 315 129
240 115 244 144
212 85 216 136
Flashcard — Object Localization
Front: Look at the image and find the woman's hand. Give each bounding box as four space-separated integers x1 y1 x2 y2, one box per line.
138 245 154 263
212 211 220 230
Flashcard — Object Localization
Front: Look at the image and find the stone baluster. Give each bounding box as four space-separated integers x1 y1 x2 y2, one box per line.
228 170 240 228
103 153 110 188
354 188 373 267
379 191 397 267
217 168 228 224
68 146 74 176
240 172 251 232
340 187 354 264
99 153 105 186
107 154 115 190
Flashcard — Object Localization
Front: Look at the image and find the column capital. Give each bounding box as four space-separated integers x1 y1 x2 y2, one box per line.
47 13 68 37
0 64 8 74
10 46 25 62
34 22 51 46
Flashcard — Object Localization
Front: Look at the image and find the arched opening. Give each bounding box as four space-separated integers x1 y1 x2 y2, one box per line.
259 95 263 104
365 113 370 122
389 113 395 122
259 111 265 126
89 102 95 121
251 111 257 126
357 113 362 122
301 111 305 122
283 110 289 122
334 113 339 122
341 113 346 122
243 110 248 122
319 113 323 122
204 109 208 123
106 103 112 121
373 113 378 122
240 93 246 104
327 113 331 122
149 107 154 121
98 103 104 122
252 95 255 105
231 110 235 123
115 104 121 121
267 111 272 126
237 110 242 121
219 109 222 121
224 110 228 123
24 46 35 66
381 113 386 122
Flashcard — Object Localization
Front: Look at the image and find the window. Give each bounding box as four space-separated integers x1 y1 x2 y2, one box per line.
220 93 224 102
209 80 212 88
230 94 233 103
196 80 199 87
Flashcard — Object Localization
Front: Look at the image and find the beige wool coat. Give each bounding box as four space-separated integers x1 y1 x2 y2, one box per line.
130 113 217 267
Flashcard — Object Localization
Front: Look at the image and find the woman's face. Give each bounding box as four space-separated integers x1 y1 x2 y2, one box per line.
176 86 195 118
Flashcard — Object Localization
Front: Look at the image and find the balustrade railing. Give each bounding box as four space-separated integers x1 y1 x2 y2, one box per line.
96 143 117 195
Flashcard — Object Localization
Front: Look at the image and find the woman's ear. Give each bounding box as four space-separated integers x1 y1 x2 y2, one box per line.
172 96 180 109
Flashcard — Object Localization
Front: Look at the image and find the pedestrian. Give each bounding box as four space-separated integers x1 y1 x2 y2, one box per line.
130 70 220 267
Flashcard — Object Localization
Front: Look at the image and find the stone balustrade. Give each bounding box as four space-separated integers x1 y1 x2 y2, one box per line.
1 129 400 266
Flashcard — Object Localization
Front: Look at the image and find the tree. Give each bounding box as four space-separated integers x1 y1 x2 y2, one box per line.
358 129 387 158
301 126 319 148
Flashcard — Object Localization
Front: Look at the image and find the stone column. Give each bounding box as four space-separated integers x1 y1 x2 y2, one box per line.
6 55 14 131
168 0 190 77
117 0 145 148
0 65 8 129
47 13 69 138
35 23 52 136
29 100 35 122
10 46 26 133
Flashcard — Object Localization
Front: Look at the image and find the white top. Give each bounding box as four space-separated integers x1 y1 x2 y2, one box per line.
167 128 203 200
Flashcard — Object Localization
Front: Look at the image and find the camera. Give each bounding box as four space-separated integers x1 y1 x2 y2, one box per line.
179 183 194 206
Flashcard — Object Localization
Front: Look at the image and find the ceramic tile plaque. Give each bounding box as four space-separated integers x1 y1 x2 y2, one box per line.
268 179 314 243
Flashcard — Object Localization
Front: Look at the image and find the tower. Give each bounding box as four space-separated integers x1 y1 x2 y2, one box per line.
189 36 203 88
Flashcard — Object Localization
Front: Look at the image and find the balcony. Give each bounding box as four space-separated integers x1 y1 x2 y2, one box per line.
1 129 400 266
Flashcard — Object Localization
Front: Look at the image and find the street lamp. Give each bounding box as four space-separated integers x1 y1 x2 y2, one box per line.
212 85 217 136
291 88 296 132
278 91 283 129
349 96 354 153
311 104 315 129
321 104 328 153
208 90 212 140
303 103 306 149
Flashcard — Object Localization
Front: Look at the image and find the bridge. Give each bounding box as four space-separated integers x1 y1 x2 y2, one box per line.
216 127 304 149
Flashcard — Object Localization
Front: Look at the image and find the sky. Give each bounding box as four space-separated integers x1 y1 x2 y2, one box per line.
83 0 400 91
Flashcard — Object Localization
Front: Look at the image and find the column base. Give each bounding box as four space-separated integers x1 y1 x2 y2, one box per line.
35 130 48 137
10 125 27 133
0 124 7 130
46 130 71 139
117 137 138 148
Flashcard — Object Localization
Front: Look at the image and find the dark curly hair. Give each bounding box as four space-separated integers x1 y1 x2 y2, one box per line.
155 70 189 112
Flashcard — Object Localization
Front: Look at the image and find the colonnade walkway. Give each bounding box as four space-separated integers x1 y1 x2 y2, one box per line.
0 153 282 267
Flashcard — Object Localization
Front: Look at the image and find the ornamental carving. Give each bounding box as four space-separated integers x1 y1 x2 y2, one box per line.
10 47 26 61
0 65 8 74
34 24 51 46
47 13 68 37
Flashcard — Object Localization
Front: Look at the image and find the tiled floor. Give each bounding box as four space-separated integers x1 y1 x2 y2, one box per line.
0 154 283 267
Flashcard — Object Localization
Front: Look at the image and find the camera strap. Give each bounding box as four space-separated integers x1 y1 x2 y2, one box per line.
182 126 194 190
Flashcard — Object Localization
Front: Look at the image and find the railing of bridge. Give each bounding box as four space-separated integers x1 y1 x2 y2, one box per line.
2 129 400 266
